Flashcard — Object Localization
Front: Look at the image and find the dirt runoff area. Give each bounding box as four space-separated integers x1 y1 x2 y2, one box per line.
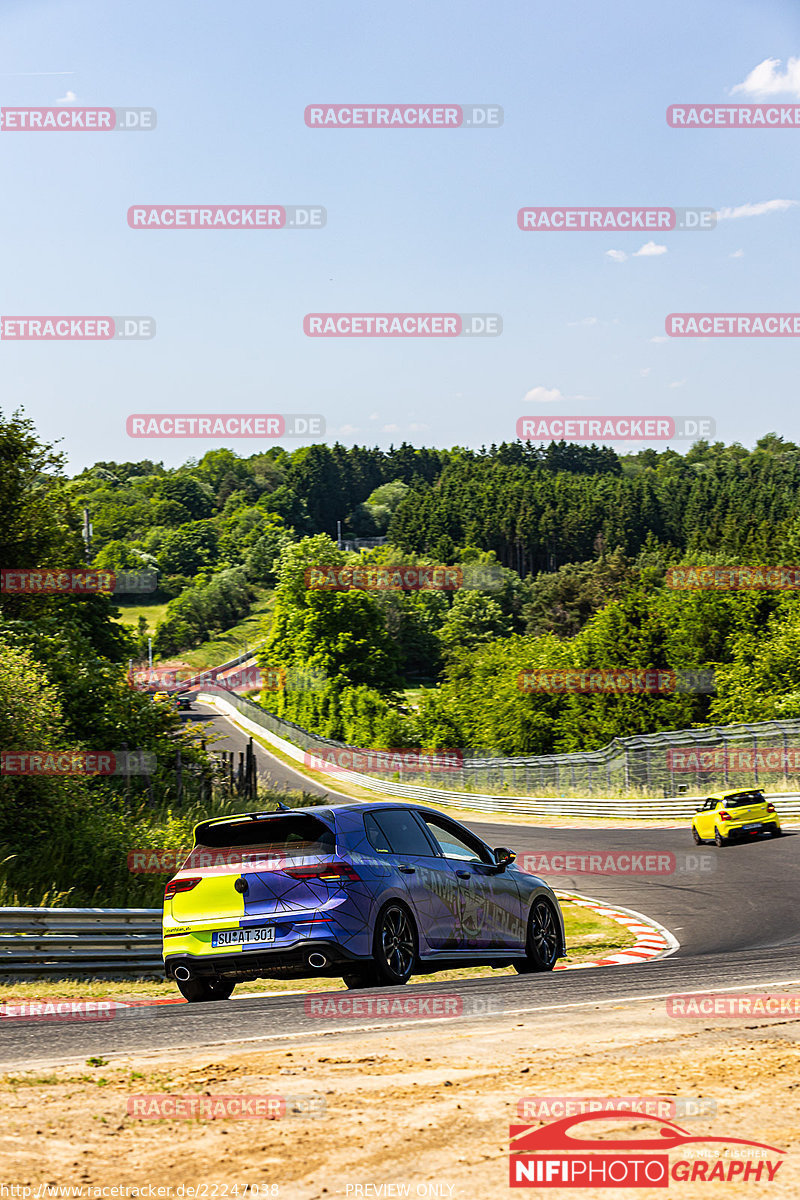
1 990 799 1199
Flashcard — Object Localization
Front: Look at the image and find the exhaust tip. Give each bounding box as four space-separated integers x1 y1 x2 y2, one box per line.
174 965 192 981
308 952 328 969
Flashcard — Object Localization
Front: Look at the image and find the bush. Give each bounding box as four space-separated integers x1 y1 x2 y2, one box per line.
153 568 254 657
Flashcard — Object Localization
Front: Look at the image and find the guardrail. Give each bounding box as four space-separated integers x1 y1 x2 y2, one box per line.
198 689 800 820
0 908 162 977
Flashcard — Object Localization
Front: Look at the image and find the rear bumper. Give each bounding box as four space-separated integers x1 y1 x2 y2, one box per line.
722 819 780 839
164 939 368 980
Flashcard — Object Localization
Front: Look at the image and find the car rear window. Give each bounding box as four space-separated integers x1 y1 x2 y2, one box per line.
721 792 765 808
187 814 335 867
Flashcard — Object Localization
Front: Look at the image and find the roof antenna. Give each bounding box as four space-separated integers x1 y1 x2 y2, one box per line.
275 799 292 811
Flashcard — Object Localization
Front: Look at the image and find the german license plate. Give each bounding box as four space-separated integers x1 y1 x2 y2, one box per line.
212 926 275 947
743 823 761 831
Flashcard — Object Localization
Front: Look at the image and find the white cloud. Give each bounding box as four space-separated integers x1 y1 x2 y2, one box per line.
730 249 745 258
640 368 652 377
368 412 379 421
523 386 567 404
717 199 797 221
669 379 687 389
607 243 666 261
650 335 669 343
633 241 668 257
567 316 599 326
408 423 430 432
56 90 77 104
731 57 800 99
338 424 360 435
381 423 400 433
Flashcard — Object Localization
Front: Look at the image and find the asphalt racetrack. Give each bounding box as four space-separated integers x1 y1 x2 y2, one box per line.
4 701 800 1067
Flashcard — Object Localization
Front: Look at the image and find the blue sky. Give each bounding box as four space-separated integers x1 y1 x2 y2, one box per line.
2 0 800 470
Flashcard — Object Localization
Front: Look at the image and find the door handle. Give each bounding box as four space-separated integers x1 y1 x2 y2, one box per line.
398 865 416 874
456 870 471 879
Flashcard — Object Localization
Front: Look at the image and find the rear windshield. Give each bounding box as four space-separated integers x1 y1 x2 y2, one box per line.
185 814 335 870
721 792 765 808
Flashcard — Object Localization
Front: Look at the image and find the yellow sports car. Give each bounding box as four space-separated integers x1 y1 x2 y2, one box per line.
152 691 172 704
692 789 782 847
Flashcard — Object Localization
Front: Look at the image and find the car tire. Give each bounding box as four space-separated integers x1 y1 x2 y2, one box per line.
692 827 702 845
342 905 418 988
514 896 560 974
175 976 235 1003
770 824 783 838
373 902 417 986
714 829 726 847
341 970 379 990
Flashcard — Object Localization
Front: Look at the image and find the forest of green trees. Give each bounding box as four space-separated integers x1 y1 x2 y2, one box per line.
5 405 800 899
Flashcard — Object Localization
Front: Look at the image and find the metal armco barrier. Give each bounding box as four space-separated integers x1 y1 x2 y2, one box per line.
198 688 800 820
0 907 162 976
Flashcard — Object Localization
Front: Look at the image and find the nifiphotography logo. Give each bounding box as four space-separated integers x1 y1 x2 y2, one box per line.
509 1110 785 1187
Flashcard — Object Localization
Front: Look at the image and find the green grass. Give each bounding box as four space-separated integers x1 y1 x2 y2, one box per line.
112 600 170 632
175 590 274 671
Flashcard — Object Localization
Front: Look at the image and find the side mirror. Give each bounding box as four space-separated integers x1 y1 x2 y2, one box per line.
493 847 516 869
694 806 704 813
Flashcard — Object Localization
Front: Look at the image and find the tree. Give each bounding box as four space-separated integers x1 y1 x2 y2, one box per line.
158 521 219 576
159 474 215 519
437 592 512 660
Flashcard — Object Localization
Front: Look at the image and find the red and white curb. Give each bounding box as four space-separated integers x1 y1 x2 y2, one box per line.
553 889 679 970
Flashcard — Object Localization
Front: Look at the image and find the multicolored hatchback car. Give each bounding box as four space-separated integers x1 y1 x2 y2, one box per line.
691 789 782 846
162 801 566 1001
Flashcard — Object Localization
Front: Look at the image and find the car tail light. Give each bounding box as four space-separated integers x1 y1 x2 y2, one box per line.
719 811 731 822
164 877 201 900
283 862 361 883
767 803 776 813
